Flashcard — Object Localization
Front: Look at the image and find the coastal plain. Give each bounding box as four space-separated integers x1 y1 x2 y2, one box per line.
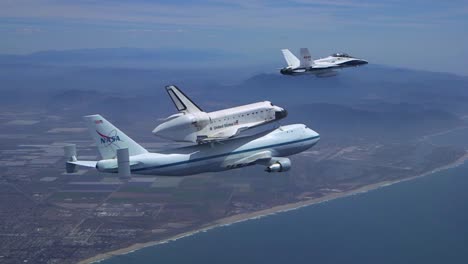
0 109 466 263
1 61 468 263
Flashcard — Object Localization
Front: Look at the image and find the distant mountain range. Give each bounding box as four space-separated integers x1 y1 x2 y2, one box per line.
0 47 246 68
1 51 467 142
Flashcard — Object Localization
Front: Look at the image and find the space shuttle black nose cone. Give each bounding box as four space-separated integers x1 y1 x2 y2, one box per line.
275 109 288 120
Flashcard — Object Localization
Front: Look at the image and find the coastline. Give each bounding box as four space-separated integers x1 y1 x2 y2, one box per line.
80 152 468 264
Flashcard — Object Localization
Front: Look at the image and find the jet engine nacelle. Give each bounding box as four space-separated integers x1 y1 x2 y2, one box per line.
265 157 291 173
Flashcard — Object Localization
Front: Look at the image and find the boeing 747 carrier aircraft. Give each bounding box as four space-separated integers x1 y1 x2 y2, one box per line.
280 48 368 77
64 114 320 177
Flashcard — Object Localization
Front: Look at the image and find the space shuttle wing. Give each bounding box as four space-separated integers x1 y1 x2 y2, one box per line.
205 122 265 141
201 121 272 142
205 126 242 141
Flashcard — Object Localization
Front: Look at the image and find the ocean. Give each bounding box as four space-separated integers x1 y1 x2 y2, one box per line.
100 162 468 264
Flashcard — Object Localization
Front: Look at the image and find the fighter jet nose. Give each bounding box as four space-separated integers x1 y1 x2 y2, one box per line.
275 109 288 120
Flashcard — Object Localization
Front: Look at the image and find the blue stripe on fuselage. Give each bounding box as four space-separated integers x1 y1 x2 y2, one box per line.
133 135 320 172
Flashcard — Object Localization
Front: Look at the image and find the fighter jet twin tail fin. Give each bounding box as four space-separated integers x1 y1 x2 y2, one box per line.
281 48 313 68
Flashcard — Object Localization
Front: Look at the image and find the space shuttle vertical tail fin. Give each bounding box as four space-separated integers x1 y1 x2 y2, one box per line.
299 48 312 67
165 85 203 113
281 49 300 68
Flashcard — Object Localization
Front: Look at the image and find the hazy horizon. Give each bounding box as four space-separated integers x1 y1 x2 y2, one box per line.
1 47 467 78
1 1 467 75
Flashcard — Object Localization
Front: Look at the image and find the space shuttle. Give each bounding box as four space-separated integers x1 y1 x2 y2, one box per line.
152 85 288 143
280 48 368 77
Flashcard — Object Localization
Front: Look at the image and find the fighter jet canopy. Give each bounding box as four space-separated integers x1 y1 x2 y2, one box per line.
331 53 352 58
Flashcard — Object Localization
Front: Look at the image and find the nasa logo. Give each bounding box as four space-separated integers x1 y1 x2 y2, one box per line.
96 130 121 144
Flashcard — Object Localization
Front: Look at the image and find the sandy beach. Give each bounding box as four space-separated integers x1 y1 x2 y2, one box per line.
79 152 468 264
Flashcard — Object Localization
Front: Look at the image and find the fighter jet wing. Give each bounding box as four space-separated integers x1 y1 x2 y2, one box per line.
293 68 308 73
311 63 339 69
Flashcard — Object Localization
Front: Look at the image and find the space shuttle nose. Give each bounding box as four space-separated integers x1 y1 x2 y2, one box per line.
152 123 162 134
275 109 288 120
152 124 168 136
152 127 160 135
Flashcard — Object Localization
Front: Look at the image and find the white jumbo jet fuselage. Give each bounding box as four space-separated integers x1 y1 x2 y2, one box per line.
280 48 368 77
153 85 288 143
65 115 320 176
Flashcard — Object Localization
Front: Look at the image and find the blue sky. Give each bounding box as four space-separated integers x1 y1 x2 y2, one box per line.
1 0 467 74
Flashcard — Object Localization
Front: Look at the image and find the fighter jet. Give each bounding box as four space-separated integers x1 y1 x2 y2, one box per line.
64 114 320 177
152 85 288 144
280 48 368 77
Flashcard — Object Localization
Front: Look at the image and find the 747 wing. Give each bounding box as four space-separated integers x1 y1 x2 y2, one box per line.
223 151 273 169
223 150 292 172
